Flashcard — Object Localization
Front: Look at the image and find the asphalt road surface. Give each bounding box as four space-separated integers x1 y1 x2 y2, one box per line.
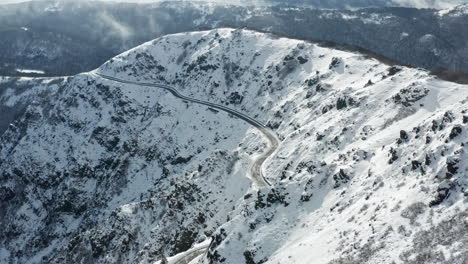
92 72 279 187
91 71 280 263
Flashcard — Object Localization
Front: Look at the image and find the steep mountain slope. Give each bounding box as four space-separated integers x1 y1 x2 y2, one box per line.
1 29 467 264
0 76 64 134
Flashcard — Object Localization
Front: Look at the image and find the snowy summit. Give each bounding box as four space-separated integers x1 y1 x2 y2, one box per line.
0 29 467 264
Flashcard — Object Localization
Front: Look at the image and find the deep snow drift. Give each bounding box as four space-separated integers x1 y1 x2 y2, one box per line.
0 29 467 264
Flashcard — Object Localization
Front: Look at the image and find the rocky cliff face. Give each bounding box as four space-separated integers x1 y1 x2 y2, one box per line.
0 29 467 264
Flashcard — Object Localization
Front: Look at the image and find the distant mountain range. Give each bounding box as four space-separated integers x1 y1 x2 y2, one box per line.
1 1 468 77
269 0 394 8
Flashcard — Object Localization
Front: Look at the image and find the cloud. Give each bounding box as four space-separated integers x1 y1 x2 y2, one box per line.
0 0 270 6
392 0 468 8
2 0 467 9
98 11 132 39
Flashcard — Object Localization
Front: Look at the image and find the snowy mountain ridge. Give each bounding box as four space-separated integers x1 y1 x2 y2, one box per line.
0 28 467 264
3 1 468 76
439 4 468 16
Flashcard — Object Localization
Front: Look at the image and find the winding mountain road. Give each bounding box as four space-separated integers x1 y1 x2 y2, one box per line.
92 72 278 188
91 72 279 264
91 71 279 263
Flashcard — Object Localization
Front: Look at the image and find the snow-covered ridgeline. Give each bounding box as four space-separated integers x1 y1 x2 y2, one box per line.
0 29 467 264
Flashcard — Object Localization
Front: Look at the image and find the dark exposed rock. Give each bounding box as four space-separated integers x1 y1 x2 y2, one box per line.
449 125 463 139
333 169 350 188
305 89 315 99
442 111 455 123
387 66 402 76
397 130 409 144
446 157 460 177
297 56 308 64
244 250 257 264
244 249 266 264
431 112 456 134
207 228 227 263
429 181 454 207
316 133 325 141
400 130 408 140
336 97 348 110
431 120 440 132
388 147 399 164
322 104 334 114
266 189 289 206
171 155 193 165
284 55 294 61
227 92 244 105
174 229 197 253
392 87 429 107
336 96 358 110
329 57 342 70
316 83 328 92
425 154 432 166
305 76 319 87
267 120 281 130
300 193 313 202
186 55 218 73
255 188 289 209
411 160 421 170
425 135 432 144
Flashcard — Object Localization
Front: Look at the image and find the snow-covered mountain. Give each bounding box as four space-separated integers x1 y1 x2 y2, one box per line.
1 29 467 264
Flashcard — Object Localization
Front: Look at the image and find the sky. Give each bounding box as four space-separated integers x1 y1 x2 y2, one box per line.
1 0 467 8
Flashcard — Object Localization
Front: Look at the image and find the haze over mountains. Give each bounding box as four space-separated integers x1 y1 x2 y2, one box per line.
1 1 468 77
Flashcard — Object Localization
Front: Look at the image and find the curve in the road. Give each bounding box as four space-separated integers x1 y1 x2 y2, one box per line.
92 72 279 188
91 72 279 264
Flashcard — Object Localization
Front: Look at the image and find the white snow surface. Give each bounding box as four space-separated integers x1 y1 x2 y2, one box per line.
15 69 45 74
438 4 468 16
1 28 467 264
